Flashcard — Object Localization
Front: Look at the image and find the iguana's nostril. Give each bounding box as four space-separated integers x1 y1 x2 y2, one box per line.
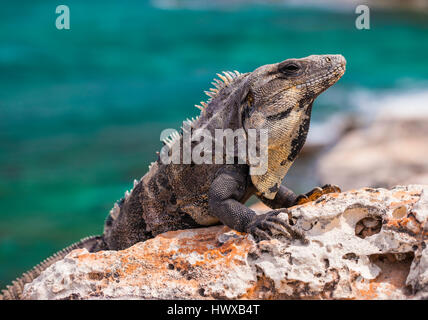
325 57 332 63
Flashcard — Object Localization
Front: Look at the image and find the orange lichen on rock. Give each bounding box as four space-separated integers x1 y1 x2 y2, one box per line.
385 214 423 235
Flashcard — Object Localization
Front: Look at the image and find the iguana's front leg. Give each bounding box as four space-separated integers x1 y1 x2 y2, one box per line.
208 167 305 242
257 185 298 209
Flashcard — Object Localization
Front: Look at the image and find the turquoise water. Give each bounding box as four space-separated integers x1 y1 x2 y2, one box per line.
0 1 427 286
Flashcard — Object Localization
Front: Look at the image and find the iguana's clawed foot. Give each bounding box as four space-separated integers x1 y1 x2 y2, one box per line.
246 210 306 243
295 184 341 205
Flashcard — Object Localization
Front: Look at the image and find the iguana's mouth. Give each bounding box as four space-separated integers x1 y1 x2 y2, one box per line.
295 64 345 89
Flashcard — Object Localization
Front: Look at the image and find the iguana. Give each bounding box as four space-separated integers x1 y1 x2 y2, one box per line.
0 54 346 299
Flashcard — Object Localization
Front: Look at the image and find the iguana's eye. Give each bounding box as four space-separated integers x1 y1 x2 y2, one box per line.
279 63 300 75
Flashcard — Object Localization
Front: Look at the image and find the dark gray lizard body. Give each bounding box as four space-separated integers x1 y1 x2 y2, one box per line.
1 54 346 299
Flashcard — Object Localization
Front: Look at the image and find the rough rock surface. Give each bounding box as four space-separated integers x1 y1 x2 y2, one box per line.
23 185 428 300
317 110 428 191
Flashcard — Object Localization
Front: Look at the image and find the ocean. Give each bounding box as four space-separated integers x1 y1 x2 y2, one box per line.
0 0 427 286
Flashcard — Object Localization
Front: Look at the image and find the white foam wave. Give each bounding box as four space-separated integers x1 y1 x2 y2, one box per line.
351 87 428 121
150 0 358 12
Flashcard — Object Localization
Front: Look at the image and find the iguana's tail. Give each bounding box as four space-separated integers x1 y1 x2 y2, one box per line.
0 235 106 300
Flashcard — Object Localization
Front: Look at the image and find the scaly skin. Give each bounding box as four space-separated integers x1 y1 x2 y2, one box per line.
1 54 346 299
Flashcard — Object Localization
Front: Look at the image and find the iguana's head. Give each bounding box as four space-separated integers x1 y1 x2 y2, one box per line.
243 54 346 145
242 54 346 199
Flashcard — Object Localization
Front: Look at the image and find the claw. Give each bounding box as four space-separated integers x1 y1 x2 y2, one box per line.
307 187 323 201
321 184 341 194
246 210 306 243
295 194 309 205
295 184 341 205
260 220 291 239
267 216 305 240
252 228 272 241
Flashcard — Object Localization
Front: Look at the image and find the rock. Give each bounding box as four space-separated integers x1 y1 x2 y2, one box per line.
317 107 428 191
22 185 428 300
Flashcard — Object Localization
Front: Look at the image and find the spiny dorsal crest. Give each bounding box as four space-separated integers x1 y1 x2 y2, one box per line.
111 178 143 217
157 70 241 171
148 161 156 170
162 130 181 149
194 70 241 112
160 112 204 149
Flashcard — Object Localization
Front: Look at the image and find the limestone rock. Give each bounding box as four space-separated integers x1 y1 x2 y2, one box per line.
22 185 428 300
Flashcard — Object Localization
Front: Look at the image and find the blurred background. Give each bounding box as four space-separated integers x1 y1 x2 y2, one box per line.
0 0 427 287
